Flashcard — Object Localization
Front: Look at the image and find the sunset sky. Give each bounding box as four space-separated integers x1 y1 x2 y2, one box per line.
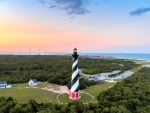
0 0 150 53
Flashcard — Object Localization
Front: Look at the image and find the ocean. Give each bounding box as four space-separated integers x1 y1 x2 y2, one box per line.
2 52 150 60
80 53 150 60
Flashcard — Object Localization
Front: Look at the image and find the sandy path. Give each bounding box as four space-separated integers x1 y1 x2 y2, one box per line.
41 86 69 94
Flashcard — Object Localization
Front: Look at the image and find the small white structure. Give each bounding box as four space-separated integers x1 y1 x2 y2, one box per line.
105 79 116 83
0 81 12 89
143 64 150 68
28 79 38 86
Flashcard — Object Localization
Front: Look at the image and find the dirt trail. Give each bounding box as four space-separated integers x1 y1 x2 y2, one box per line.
41 86 69 94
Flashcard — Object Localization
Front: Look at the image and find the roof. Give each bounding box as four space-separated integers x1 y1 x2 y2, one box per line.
0 81 7 84
29 79 37 83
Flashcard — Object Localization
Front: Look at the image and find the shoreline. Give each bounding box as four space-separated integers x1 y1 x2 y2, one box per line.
80 55 150 63
80 53 150 61
1 53 150 60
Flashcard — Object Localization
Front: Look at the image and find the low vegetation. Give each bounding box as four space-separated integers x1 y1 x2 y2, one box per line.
1 55 148 113
0 55 137 89
0 67 149 113
0 82 116 104
0 88 57 103
81 58 137 74
97 67 150 113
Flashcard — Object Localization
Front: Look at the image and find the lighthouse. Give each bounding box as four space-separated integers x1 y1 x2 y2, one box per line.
69 48 81 100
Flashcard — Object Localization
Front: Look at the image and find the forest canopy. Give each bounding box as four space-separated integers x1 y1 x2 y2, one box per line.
0 55 137 89
0 67 149 113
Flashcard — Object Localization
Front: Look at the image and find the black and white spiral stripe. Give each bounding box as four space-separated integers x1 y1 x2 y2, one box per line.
71 57 79 92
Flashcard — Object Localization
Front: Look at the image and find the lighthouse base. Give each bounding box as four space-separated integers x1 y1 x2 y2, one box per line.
69 92 81 100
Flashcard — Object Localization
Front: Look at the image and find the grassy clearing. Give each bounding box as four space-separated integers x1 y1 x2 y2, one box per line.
12 83 28 88
0 88 57 103
82 82 116 102
0 82 61 103
58 93 93 104
57 82 117 103
0 62 141 104
0 82 116 103
35 82 58 88
12 82 59 88
131 65 143 73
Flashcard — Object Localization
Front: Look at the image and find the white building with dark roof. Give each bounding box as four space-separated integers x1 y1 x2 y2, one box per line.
28 79 38 86
0 81 12 89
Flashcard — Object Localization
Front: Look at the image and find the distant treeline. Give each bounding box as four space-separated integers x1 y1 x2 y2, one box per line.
0 67 150 113
0 55 137 89
80 58 137 74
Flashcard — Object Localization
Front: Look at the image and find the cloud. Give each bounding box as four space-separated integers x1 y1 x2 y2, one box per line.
39 0 93 15
130 7 150 16
38 0 45 4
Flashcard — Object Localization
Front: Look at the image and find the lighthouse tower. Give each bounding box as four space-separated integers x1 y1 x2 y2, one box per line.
69 48 81 100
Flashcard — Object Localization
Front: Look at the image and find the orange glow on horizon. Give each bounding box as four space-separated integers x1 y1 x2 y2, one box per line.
0 16 144 53
0 18 110 52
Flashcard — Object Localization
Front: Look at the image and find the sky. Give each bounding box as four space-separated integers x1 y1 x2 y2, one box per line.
0 0 150 54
